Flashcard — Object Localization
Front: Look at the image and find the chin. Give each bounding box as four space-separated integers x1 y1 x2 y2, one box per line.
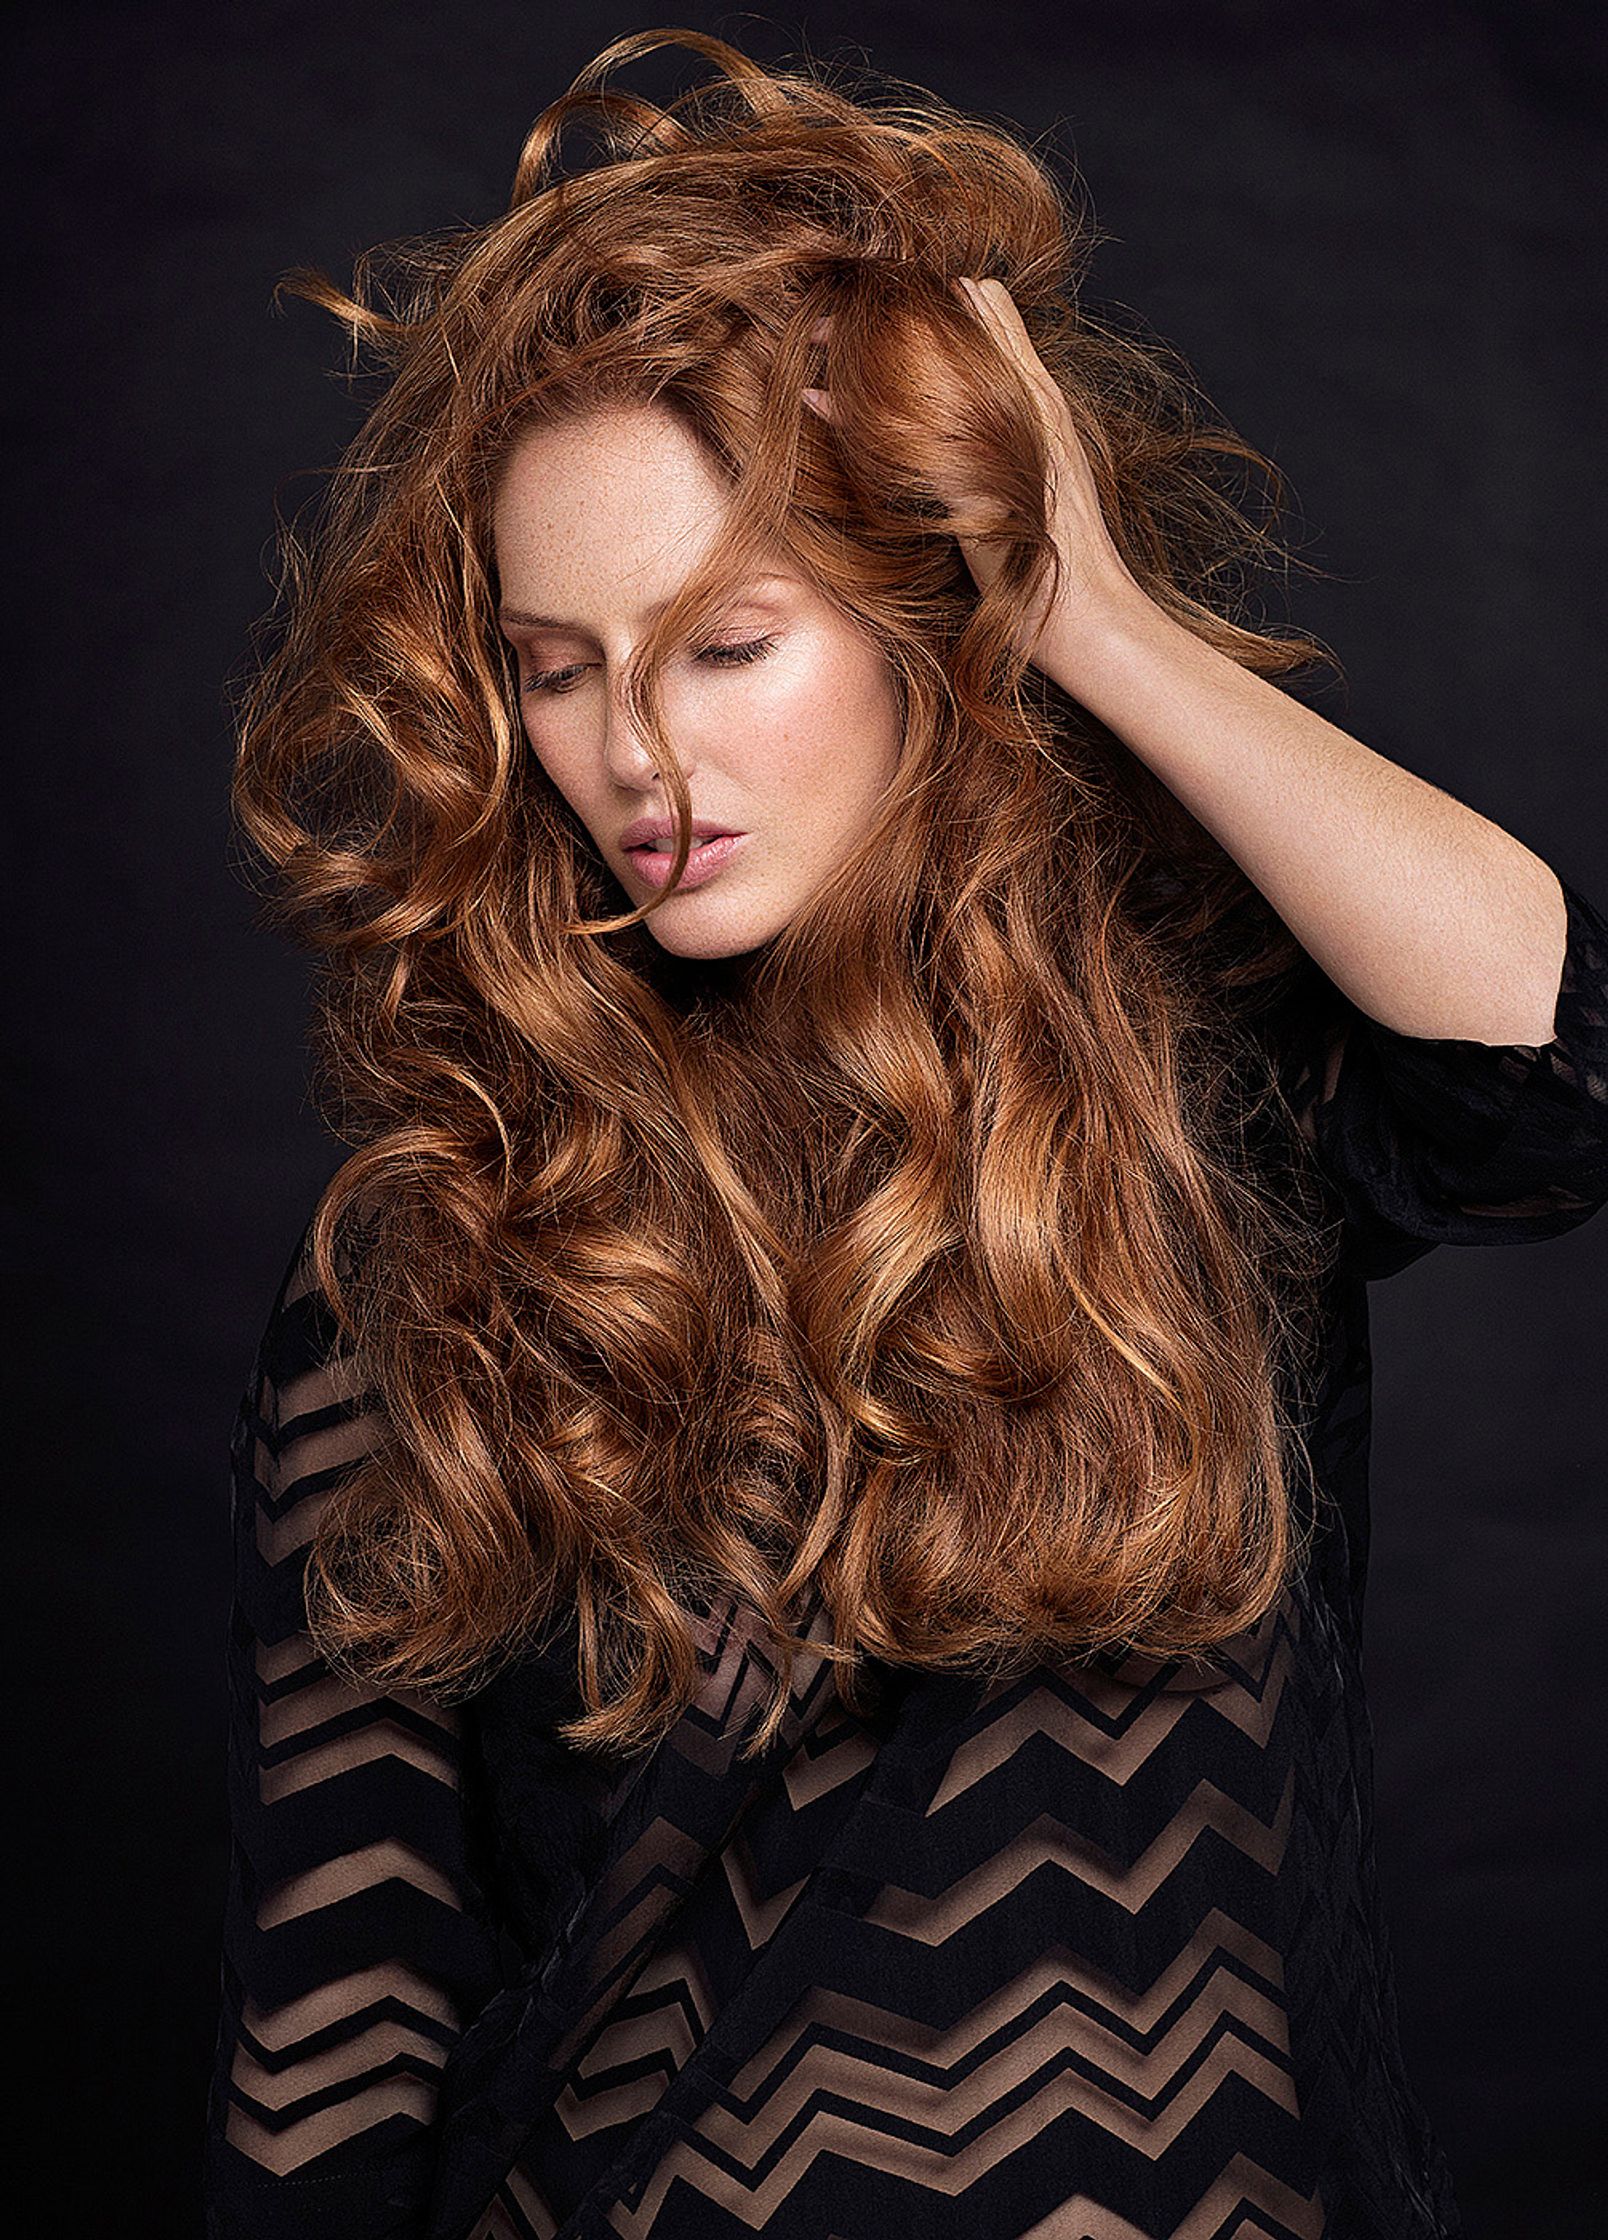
646 919 767 961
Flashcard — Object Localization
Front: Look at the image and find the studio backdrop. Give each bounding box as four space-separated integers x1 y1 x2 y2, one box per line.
13 3 1606 2232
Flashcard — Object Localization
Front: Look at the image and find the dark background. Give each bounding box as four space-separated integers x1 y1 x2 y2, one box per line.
14 2 1606 2230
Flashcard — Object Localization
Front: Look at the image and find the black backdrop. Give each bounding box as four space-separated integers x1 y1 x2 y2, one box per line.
14 3 1607 2231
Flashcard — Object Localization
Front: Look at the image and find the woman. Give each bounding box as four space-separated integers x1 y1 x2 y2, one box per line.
202 27 1608 2240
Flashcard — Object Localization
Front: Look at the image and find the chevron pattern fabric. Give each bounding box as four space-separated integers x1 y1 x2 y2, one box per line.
203 875 1608 2239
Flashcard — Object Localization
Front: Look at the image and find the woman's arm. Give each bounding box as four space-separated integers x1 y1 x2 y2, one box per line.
946 276 1570 1050
1037 592 1567 1048
203 1226 508 2237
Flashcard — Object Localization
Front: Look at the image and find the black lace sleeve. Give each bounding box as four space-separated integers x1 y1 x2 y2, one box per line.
1269 871 1608 1279
201 1225 508 2238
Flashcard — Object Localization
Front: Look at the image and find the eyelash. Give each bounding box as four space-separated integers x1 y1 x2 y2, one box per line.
520 634 778 697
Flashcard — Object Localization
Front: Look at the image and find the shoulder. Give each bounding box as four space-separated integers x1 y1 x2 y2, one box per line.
245 1191 381 1418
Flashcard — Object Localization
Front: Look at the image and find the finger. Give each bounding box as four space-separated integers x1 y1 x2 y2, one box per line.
960 275 1021 341
801 386 839 422
808 315 832 345
953 276 1025 359
955 278 1062 411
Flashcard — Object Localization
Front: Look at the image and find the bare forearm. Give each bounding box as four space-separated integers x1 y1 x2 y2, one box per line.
1043 593 1568 1046
878 271 1568 1045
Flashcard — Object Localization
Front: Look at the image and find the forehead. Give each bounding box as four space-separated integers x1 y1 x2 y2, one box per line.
493 405 799 630
494 404 722 560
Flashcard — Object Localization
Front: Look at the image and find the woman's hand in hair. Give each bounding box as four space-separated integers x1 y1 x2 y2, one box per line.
803 276 1150 681
949 277 1148 636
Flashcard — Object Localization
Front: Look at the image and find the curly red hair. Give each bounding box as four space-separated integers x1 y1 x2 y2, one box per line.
232 25 1344 1758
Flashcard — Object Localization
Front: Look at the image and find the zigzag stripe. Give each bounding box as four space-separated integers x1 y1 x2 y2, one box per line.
210 1263 505 2185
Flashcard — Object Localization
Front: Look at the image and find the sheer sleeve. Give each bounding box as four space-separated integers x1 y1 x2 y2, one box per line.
202 1225 508 2238
1269 870 1608 1279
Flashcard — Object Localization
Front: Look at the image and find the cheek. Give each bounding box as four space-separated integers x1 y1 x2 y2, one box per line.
721 644 899 801
522 721 600 825
520 723 564 793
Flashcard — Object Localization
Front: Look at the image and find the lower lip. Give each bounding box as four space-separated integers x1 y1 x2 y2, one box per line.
626 831 748 890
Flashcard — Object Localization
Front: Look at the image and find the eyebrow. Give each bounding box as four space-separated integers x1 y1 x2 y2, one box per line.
497 573 799 632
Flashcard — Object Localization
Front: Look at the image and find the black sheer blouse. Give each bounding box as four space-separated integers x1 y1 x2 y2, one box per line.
202 874 1608 2240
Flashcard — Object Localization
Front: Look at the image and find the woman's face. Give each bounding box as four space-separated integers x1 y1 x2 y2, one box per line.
492 402 905 959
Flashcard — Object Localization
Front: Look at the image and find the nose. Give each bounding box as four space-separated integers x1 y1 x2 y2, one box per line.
599 672 665 788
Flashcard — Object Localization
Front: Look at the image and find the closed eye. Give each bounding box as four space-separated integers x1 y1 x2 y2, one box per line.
521 634 779 697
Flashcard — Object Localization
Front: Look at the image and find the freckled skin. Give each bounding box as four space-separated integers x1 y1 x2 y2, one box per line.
492 402 906 960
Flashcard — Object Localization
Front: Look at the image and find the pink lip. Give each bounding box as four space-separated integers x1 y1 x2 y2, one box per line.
625 830 748 891
619 813 739 849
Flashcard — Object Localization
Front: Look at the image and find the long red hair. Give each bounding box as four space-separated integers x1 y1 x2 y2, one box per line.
232 25 1344 1759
